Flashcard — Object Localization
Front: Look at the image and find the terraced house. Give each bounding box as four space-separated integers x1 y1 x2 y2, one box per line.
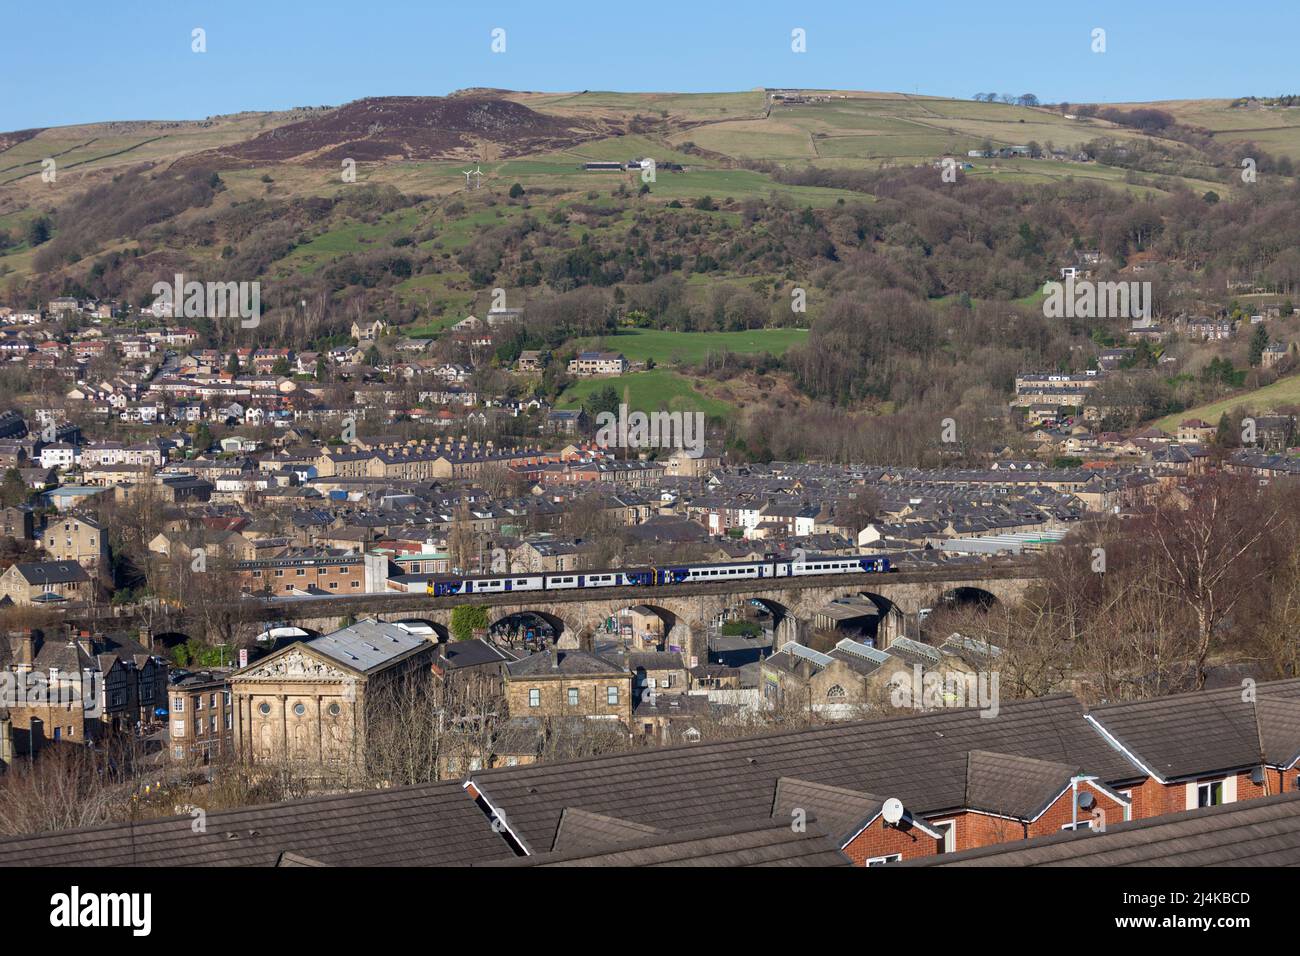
236 547 388 596
566 351 627 376
6 679 1300 866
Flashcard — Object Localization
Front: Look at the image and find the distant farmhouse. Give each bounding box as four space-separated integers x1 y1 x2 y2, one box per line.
568 351 627 377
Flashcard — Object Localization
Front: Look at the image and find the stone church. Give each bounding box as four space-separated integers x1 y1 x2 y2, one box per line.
231 619 436 770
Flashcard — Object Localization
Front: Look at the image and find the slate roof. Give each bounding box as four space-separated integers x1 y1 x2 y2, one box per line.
478 818 850 867
903 791 1300 867
1086 678 1300 781
34 638 97 673
771 777 885 846
1256 697 1300 768
303 619 430 674
0 780 513 867
9 560 89 585
507 648 626 678
550 808 662 853
437 638 515 669
964 750 1080 820
467 694 1139 855
627 651 685 671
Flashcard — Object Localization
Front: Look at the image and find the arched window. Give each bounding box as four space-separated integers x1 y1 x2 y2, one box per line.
826 685 846 699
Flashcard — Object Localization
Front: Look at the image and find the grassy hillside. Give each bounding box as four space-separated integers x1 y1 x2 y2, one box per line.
6 87 1292 288
557 369 736 417
1155 373 1300 433
573 328 808 364
1111 97 1300 162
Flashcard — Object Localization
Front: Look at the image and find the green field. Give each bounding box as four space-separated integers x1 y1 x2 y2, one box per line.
558 368 735 417
574 328 808 364
1155 373 1300 433
1112 98 1300 162
670 93 1155 167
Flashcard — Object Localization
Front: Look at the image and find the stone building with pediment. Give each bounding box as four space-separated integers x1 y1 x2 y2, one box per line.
230 619 436 771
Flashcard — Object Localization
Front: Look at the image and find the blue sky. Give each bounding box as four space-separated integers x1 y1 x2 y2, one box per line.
4 0 1297 129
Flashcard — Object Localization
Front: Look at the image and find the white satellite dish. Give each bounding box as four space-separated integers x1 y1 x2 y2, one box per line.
882 797 905 825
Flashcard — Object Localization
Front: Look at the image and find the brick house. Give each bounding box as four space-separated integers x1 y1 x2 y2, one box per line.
772 777 945 865
169 670 234 764
1085 683 1300 820
236 548 377 596
919 751 1131 853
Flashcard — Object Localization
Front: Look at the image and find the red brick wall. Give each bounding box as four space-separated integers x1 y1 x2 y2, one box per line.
842 816 941 865
1128 769 1287 819
918 783 1129 854
1026 782 1128 838
940 811 1026 851
1124 777 1165 820
243 561 365 594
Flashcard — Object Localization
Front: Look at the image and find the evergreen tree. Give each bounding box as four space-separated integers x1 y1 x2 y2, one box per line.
1249 323 1269 366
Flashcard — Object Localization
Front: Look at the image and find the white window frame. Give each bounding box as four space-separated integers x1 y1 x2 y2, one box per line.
866 854 902 866
1117 788 1133 821
931 819 956 853
528 688 540 708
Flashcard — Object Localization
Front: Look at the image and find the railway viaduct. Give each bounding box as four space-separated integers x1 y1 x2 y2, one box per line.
242 562 1037 666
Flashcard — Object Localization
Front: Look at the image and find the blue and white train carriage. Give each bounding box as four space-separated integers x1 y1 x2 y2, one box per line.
426 554 892 597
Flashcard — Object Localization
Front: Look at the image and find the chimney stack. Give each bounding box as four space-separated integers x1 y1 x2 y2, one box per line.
14 629 38 667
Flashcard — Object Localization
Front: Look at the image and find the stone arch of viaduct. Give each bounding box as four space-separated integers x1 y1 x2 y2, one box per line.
280 575 1033 668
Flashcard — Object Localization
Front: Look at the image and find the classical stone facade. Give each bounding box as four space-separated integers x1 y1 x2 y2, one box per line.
230 620 435 771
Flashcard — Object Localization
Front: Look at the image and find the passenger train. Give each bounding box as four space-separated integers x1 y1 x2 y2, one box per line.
425 553 894 597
